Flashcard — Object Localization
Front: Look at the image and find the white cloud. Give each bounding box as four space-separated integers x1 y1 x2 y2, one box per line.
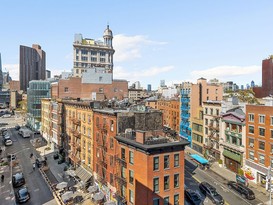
114 65 174 82
190 65 261 80
113 34 167 62
3 64 19 80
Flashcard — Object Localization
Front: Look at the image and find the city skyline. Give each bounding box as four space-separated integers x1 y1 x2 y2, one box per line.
1 1 273 88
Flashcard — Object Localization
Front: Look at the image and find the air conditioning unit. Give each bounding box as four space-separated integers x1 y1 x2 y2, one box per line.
249 143 254 148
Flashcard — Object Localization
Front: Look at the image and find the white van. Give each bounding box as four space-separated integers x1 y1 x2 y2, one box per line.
19 128 32 138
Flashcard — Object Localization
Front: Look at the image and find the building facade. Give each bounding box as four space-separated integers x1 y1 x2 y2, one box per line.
27 80 50 131
73 25 114 78
20 44 46 92
245 103 273 189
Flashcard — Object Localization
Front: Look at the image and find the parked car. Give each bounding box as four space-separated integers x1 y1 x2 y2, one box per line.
15 125 21 130
5 139 13 146
199 182 224 204
227 181 255 200
2 135 11 145
36 157 47 168
185 189 203 205
2 114 11 118
12 173 25 188
15 186 30 203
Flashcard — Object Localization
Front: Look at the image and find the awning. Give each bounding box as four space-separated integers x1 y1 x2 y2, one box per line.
104 201 116 205
223 149 241 163
190 154 209 165
75 166 92 184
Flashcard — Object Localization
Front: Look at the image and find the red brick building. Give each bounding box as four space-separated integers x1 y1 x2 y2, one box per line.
51 77 128 100
245 104 273 188
253 56 273 98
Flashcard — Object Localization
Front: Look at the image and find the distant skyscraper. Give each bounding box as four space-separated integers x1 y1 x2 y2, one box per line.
160 80 165 87
46 70 51 79
0 53 3 91
147 84 151 92
251 80 255 88
73 25 115 78
20 44 46 92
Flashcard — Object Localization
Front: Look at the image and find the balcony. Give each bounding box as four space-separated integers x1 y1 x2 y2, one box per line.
72 118 81 126
182 114 190 120
114 174 127 187
220 141 244 153
115 156 127 168
181 98 190 103
98 124 108 133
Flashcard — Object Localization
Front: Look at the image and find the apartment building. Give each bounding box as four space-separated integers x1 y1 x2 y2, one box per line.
157 99 180 133
245 102 273 188
73 25 114 77
220 107 245 173
203 101 221 160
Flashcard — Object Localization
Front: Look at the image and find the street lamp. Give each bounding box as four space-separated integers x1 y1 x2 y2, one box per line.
10 148 30 197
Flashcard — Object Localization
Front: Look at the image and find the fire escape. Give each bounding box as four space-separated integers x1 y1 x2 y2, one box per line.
97 123 108 185
180 89 191 143
114 150 127 204
207 116 220 152
69 114 81 165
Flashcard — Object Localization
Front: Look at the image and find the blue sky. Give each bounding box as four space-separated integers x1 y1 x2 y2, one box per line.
1 1 273 89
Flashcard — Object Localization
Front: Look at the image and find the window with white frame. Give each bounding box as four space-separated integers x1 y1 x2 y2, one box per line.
249 151 254 160
259 154 265 164
259 127 265 136
249 126 254 134
271 117 273 125
259 115 265 124
249 114 254 122
129 189 134 203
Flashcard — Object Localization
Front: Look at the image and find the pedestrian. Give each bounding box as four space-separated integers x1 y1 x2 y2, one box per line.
1 174 4 183
33 163 36 171
0 148 2 156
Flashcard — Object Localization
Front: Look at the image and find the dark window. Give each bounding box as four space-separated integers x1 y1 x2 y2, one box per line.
249 126 254 134
153 198 160 205
153 178 159 192
164 175 170 190
129 170 134 184
174 194 179 205
259 128 265 136
259 141 265 150
174 174 179 188
153 156 159 171
129 151 134 164
121 148 125 160
174 154 179 167
164 155 169 169
164 197 169 205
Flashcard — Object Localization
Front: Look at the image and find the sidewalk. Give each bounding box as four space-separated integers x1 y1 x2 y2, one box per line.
185 146 269 204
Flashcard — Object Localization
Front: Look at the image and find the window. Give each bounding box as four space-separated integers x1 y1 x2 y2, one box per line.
121 185 126 197
259 141 265 150
271 117 273 125
114 88 118 92
174 154 179 167
249 138 254 147
174 174 179 188
129 170 134 184
110 138 114 149
163 197 169 205
205 127 208 135
164 175 170 190
271 145 273 153
153 156 159 171
99 88 103 93
205 119 208 125
64 87 68 92
210 108 213 115
153 198 160 205
99 76 103 82
249 151 254 160
249 126 254 134
121 166 126 179
259 154 265 164
259 128 265 136
259 115 265 124
129 189 134 203
121 148 125 160
215 89 218 94
249 114 254 122
216 109 219 116
205 108 208 114
164 155 169 169
207 89 209 94
100 52 106 56
110 155 113 166
129 151 134 164
153 178 159 192
91 57 97 62
174 194 179 205
91 51 97 55
100 58 105 62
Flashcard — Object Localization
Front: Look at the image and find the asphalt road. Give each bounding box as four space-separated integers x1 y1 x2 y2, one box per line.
2 126 55 204
184 155 264 205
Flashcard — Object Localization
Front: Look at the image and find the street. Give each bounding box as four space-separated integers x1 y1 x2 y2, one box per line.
184 154 265 205
0 115 55 205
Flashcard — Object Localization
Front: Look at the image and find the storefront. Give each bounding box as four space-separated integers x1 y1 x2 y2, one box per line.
223 149 242 173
